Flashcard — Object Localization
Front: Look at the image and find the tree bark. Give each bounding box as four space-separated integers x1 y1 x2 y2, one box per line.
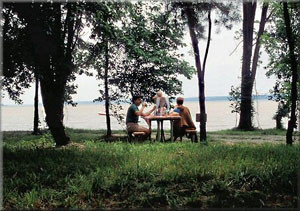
203 9 212 75
238 2 257 130
283 2 298 145
250 3 269 83
275 115 283 130
33 74 40 135
185 7 206 141
297 103 300 141
104 41 112 137
40 75 70 146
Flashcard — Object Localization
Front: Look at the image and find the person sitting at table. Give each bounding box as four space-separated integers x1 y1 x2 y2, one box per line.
172 97 196 141
153 90 170 116
126 95 156 141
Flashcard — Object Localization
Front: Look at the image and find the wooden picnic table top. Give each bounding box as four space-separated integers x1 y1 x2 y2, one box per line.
143 115 181 121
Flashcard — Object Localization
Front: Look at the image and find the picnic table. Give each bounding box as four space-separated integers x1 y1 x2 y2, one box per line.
143 115 181 142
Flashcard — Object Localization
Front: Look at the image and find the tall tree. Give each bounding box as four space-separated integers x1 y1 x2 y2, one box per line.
3 2 84 146
283 2 298 145
2 4 78 135
263 2 300 132
83 2 124 137
171 2 239 141
185 4 208 141
238 2 269 130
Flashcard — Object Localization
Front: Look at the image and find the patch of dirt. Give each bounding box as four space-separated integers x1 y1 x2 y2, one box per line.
56 142 85 150
101 134 128 142
209 134 286 144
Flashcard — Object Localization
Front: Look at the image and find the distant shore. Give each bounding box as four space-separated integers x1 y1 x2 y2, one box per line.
2 95 271 106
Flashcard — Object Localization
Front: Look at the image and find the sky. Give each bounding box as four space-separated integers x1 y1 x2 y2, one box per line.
1 5 276 105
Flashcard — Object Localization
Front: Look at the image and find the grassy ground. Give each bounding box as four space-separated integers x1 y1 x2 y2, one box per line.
3 128 299 209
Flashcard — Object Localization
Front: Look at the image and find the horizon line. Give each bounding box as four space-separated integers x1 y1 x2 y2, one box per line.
2 94 271 106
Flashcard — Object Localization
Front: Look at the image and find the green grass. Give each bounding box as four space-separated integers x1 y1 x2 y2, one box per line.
3 129 299 209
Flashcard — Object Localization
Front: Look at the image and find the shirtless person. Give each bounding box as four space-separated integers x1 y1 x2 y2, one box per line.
153 91 170 115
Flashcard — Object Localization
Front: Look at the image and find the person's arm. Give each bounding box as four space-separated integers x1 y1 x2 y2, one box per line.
135 103 146 116
144 105 156 116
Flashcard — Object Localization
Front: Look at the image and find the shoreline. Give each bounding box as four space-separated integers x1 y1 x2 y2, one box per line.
1 95 271 107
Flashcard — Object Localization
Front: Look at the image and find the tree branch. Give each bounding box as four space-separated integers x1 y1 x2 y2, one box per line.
250 2 268 82
202 9 211 76
229 40 243 56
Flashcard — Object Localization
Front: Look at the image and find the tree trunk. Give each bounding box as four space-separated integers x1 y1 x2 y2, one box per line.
275 114 283 130
238 2 257 130
104 41 112 137
250 3 269 83
13 3 76 146
33 74 40 135
283 2 298 145
297 102 300 141
40 76 70 146
185 7 206 141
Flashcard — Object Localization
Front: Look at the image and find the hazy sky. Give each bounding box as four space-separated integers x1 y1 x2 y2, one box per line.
2 5 276 105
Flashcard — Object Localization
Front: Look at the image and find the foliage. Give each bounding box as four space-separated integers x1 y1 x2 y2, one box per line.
228 85 255 123
170 2 240 40
228 85 242 114
3 129 299 209
2 5 34 104
1 3 82 106
112 2 196 102
2 2 88 145
263 2 300 120
76 2 196 125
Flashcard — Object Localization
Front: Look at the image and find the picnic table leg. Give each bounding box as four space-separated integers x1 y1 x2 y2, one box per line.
156 120 161 142
170 120 174 142
161 120 165 142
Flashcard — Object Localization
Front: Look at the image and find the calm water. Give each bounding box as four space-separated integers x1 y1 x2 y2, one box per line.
1 100 286 131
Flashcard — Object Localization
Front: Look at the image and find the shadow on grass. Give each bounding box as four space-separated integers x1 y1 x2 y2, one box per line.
3 130 299 209
3 144 128 194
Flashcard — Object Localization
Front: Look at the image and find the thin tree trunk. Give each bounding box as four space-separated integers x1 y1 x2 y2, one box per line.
33 74 40 135
297 23 300 142
185 7 206 141
297 102 300 141
238 2 257 130
297 101 300 141
283 2 298 145
250 3 269 83
202 9 212 74
104 41 112 137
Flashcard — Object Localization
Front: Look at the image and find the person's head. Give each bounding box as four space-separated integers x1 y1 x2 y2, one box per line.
157 91 163 98
132 95 142 106
176 97 184 105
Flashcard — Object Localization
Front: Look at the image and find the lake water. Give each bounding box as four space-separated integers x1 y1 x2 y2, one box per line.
1 100 287 132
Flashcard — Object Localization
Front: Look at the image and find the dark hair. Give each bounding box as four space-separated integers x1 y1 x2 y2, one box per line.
132 95 142 103
176 97 184 105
